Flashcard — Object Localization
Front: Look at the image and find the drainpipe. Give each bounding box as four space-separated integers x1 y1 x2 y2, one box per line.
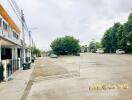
29 31 32 62
11 47 15 72
21 10 26 63
0 38 1 63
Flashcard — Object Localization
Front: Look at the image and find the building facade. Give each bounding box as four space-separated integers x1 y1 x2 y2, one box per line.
0 4 29 81
81 45 89 53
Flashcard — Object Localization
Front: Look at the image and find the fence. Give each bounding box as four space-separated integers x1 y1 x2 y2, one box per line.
0 58 22 81
0 57 31 81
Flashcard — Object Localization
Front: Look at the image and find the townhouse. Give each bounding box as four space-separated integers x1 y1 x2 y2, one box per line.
0 4 30 81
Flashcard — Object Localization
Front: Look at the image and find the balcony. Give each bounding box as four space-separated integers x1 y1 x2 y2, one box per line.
0 28 23 46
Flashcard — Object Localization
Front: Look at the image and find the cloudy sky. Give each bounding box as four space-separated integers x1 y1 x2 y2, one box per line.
1 0 132 50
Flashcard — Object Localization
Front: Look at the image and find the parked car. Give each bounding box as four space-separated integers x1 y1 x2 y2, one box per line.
91 49 96 53
116 49 125 54
96 48 104 54
75 52 80 56
50 54 58 58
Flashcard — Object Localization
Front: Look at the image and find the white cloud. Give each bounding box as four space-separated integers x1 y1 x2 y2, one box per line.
1 0 132 50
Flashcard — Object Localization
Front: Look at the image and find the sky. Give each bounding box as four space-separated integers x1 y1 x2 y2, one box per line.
1 0 132 50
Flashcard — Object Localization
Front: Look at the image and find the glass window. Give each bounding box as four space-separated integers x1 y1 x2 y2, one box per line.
3 21 7 30
13 31 19 39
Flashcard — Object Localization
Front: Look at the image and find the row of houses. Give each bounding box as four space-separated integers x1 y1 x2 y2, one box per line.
81 45 89 53
0 4 31 81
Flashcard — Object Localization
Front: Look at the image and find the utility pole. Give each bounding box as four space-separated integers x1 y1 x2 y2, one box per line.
29 31 32 62
21 10 26 63
29 27 38 61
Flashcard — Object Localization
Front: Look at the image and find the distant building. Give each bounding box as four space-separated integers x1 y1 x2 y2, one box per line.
81 45 89 53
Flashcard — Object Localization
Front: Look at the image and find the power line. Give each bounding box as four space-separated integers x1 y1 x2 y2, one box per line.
6 0 34 63
7 0 29 32
7 0 21 21
11 0 21 15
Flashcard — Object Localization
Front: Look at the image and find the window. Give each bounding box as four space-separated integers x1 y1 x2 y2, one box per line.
3 21 7 30
13 31 19 39
1 48 12 59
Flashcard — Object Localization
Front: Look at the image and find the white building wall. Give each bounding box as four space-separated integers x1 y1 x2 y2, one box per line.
0 1 30 46
0 0 22 33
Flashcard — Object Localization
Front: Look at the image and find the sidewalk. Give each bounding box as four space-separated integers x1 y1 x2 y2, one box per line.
0 64 34 100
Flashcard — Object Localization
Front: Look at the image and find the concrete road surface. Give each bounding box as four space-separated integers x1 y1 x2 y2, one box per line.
24 53 132 100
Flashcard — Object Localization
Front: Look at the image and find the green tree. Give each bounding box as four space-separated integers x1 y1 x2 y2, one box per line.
122 13 132 52
89 41 96 53
102 27 113 53
96 42 102 48
31 47 41 57
102 23 121 53
50 36 80 55
101 13 132 53
116 25 124 49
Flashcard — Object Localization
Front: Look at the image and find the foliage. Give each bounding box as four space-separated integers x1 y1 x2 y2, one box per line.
50 36 80 55
96 42 102 48
89 41 96 53
102 23 121 53
31 46 41 57
89 41 102 52
102 13 132 53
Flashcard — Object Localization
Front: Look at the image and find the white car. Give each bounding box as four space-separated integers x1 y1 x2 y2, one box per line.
96 48 104 54
50 54 58 58
116 49 125 54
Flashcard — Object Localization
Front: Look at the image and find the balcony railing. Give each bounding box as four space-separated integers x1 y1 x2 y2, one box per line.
0 58 22 81
0 29 23 46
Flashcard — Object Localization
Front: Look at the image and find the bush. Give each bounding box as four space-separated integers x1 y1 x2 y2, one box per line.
50 36 80 55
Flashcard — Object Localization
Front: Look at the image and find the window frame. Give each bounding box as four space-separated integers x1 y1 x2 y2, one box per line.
0 18 2 27
3 21 8 31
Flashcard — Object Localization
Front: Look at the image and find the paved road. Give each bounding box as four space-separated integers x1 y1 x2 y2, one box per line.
26 53 132 100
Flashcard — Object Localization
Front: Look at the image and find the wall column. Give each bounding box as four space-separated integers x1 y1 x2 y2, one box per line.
15 47 18 70
12 47 14 72
17 48 23 68
12 47 18 70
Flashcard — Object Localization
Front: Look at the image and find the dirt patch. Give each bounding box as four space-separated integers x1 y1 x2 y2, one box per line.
32 58 69 78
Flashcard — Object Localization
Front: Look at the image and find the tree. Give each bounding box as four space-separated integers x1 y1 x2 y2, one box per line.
122 13 132 52
101 13 132 53
102 23 121 53
31 46 41 57
116 25 124 49
50 36 80 55
89 41 96 53
96 42 102 48
102 27 113 53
